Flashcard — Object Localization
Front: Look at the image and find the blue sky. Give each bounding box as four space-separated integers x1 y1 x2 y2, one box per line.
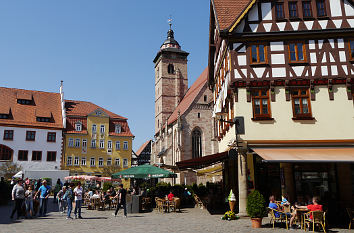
0 1 210 151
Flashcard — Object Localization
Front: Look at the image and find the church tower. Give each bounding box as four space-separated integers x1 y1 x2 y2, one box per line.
153 22 189 135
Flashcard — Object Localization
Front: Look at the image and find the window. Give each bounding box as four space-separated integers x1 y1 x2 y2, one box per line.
99 140 105 149
198 113 200 118
90 157 95 167
291 89 312 119
107 140 112 149
289 2 298 18
91 139 96 148
26 131 36 141
82 139 87 148
192 129 202 159
0 114 9 119
123 158 128 168
115 158 120 166
92 124 97 133
98 158 104 167
115 124 121 134
18 150 28 161
32 151 42 161
349 40 354 60
3 130 14 140
289 42 306 62
0 145 13 161
116 141 120 150
123 141 128 150
81 157 86 166
17 99 32 105
107 158 112 166
316 0 326 17
100 125 105 134
74 156 79 166
252 89 271 119
47 151 56 162
302 1 312 17
275 3 285 19
168 64 174 74
68 138 74 147
47 132 56 142
204 95 207 102
75 138 80 148
250 44 267 64
75 122 82 131
36 117 51 122
67 156 72 166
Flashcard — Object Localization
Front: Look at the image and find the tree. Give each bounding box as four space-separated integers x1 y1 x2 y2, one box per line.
0 162 22 180
101 165 121 177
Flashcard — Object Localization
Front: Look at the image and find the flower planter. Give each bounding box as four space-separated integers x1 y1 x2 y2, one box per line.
251 218 262 228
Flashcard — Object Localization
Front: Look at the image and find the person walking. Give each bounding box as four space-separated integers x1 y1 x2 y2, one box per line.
63 184 74 219
35 180 51 217
25 185 35 218
113 184 127 218
57 186 67 213
10 179 25 220
73 182 83 219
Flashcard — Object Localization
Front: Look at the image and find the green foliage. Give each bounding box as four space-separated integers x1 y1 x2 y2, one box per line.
246 190 267 218
0 162 22 180
102 182 113 192
221 211 239 220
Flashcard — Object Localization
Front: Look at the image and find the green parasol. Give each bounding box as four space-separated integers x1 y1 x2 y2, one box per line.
112 164 176 179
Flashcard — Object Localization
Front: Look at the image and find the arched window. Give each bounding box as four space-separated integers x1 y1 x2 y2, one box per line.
168 64 174 74
0 144 13 161
192 129 202 159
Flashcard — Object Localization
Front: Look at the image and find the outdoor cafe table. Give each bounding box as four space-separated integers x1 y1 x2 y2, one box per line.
296 208 309 229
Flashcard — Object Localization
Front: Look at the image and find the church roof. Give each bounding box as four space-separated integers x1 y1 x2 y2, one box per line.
167 67 208 125
212 0 254 31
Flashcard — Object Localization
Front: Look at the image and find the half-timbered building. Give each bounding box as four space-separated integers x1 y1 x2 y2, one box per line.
209 0 354 219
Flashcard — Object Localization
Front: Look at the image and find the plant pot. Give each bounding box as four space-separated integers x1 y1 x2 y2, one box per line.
251 218 262 228
229 201 236 212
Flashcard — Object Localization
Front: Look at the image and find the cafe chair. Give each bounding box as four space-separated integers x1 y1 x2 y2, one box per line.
346 208 354 229
304 211 326 233
268 207 289 230
155 197 164 212
193 194 203 209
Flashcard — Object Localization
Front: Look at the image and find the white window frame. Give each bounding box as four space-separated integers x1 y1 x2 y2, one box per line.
107 158 112 166
90 157 95 167
92 124 97 133
116 141 120 150
100 125 105 134
68 138 74 147
107 140 112 149
115 124 121 134
98 158 104 167
82 139 87 148
123 141 128 150
99 140 105 149
67 156 72 166
91 139 96 148
123 158 128 168
75 122 82 131
81 157 86 166
115 158 120 166
74 156 79 166
75 138 80 148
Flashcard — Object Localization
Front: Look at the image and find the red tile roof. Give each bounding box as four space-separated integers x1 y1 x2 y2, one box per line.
167 68 208 125
136 140 152 156
65 100 133 137
212 0 253 31
0 87 63 129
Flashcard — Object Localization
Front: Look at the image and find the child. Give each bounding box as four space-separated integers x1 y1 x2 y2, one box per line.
25 185 34 218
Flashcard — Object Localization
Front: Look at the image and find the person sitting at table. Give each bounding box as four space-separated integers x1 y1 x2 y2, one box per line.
296 196 323 220
281 193 290 205
167 191 174 201
269 195 297 228
88 189 93 198
91 190 100 199
109 187 116 197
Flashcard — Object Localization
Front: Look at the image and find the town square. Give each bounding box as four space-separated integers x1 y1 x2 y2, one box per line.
0 0 353 232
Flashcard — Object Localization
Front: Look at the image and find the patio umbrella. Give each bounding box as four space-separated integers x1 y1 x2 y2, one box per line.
112 164 176 179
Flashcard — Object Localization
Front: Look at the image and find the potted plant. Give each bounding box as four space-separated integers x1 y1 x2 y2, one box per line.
246 190 267 228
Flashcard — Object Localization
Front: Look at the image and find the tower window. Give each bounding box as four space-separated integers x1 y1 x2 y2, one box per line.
168 64 174 74
192 129 202 159
198 113 200 118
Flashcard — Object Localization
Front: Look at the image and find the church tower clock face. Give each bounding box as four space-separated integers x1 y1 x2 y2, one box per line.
153 21 189 135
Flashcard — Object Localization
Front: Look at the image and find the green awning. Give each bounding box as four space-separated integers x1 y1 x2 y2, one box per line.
111 164 176 179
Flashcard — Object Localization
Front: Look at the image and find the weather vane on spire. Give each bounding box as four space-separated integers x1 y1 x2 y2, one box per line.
168 15 172 30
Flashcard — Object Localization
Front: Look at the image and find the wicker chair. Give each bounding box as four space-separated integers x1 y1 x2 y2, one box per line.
155 197 164 212
268 207 289 230
193 194 203 209
304 211 326 233
346 208 354 230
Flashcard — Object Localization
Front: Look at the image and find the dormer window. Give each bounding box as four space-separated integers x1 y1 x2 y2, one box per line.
75 122 82 131
0 114 9 119
115 124 122 134
168 64 174 74
36 117 51 122
95 110 101 116
17 99 32 105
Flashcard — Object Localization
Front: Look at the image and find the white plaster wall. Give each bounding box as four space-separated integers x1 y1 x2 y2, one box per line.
218 86 354 152
0 126 63 171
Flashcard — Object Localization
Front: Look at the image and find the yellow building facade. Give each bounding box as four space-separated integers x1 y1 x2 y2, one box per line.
62 100 134 182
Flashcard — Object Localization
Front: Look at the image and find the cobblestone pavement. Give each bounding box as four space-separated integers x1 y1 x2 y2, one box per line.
0 198 351 233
